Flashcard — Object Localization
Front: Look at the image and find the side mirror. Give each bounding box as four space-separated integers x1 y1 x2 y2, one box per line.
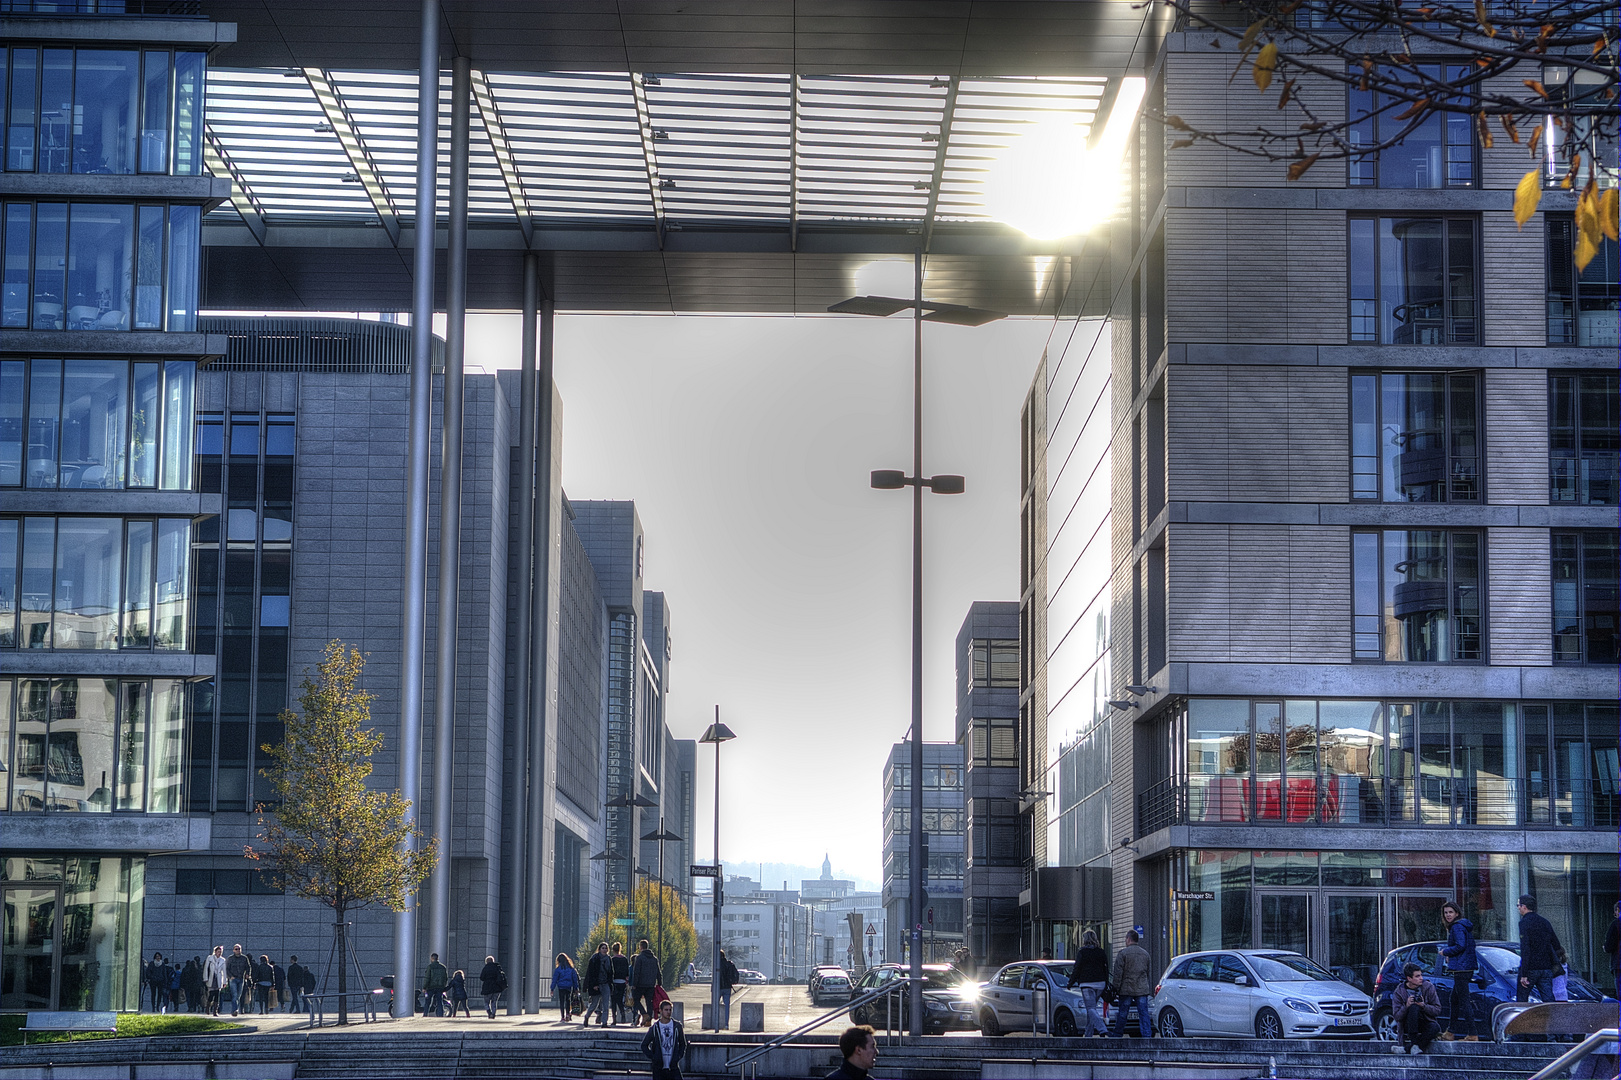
1234 975 1249 986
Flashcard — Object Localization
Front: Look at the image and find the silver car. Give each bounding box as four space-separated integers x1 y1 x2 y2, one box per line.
1150 950 1375 1039
976 960 1100 1037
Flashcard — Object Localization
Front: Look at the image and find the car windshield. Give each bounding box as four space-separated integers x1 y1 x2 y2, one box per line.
1248 953 1339 983
1479 946 1520 976
925 970 971 989
1032 964 1073 982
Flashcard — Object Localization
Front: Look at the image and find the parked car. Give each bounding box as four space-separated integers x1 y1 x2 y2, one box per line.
1150 950 1375 1039
978 960 1108 1037
809 964 846 991
1370 940 1618 1042
813 973 854 1006
738 968 768 985
848 963 979 1035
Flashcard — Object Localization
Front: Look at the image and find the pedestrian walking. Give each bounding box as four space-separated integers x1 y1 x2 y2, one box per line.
204 946 228 1015
1516 894 1562 1003
1066 930 1109 1036
1391 963 1442 1055
252 954 274 1014
639 998 687 1080
182 957 205 1013
1439 901 1479 1040
717 948 739 1030
423 952 450 1017
1107 929 1153 1038
167 960 184 1013
1605 901 1620 996
583 941 611 1026
225 944 251 1016
286 956 308 1014
609 942 631 1025
448 969 471 1017
551 953 580 1023
631 938 662 1026
828 1025 879 1080
269 957 285 1011
479 955 507 1018
144 952 167 1013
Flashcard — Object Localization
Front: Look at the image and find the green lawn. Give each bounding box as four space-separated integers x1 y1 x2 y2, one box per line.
1 1013 243 1047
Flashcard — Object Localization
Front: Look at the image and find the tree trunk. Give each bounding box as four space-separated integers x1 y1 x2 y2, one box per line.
336 909 349 1026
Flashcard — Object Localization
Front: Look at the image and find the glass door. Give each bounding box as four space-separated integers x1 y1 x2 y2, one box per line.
2 886 61 1009
1325 894 1384 993
1393 894 1448 951
1256 892 1313 956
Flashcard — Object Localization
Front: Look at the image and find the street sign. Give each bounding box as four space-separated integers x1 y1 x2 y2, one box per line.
1173 890 1215 902
613 918 636 926
690 864 720 878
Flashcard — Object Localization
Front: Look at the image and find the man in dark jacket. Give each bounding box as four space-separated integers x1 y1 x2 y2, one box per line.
1392 963 1442 1055
479 956 507 1018
583 941 612 1026
631 939 662 1026
1067 931 1109 1036
225 945 251 1016
828 1024 878 1080
1517 894 1561 1003
639 999 687 1079
424 953 450 1016
1439 901 1479 1040
251 955 274 1014
1108 930 1153 1038
286 956 308 1014
717 949 739 1030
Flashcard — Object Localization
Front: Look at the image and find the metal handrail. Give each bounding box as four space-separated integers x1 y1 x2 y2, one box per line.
722 978 920 1072
1528 1027 1619 1080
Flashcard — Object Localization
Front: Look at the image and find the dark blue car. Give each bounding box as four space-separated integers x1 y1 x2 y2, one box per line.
1371 940 1616 1041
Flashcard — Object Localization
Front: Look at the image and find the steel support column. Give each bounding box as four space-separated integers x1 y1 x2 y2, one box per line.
507 253 539 1013
394 0 438 1020
524 297 556 1011
907 249 925 1035
427 54 470 967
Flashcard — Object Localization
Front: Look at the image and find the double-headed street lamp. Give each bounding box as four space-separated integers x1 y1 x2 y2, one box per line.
641 820 684 982
699 710 736 1028
831 253 1005 1035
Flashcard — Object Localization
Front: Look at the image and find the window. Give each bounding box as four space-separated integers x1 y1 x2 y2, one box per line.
1539 65 1618 191
1553 531 1619 664
1353 530 1481 662
1216 955 1250 984
972 639 1019 687
1349 216 1478 344
1549 374 1619 505
1523 702 1619 828
1350 372 1480 501
969 717 1018 766
0 46 205 175
1548 219 1619 347
1349 64 1475 188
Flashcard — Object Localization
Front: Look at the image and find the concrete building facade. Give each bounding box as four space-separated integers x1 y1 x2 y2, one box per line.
881 741 965 965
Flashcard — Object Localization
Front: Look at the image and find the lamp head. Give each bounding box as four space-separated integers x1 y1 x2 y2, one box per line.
700 722 737 744
926 474 965 495
870 470 907 490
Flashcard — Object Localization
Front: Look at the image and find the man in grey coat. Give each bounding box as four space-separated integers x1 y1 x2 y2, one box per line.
1108 929 1154 1038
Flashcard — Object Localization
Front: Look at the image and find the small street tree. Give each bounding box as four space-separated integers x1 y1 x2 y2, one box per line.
245 640 437 1023
581 880 698 988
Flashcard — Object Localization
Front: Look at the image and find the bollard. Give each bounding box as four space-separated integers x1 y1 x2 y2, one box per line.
701 1003 715 1030
740 1001 765 1033
671 1001 684 1023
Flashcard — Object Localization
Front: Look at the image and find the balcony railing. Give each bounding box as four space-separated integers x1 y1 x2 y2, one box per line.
1137 775 1619 834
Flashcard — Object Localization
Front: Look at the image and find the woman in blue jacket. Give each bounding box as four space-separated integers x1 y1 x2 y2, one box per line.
550 953 580 1023
1439 900 1478 1040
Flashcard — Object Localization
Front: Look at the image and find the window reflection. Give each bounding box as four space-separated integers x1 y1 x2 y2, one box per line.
1349 216 1478 344
1352 529 1482 662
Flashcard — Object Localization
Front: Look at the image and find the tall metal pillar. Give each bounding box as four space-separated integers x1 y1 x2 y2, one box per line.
506 252 539 1013
427 53 471 966
907 249 925 1034
394 0 439 1019
524 297 556 1011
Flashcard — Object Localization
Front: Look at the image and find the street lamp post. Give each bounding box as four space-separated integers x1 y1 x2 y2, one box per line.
831 252 1004 1034
641 820 683 983
699 709 736 1029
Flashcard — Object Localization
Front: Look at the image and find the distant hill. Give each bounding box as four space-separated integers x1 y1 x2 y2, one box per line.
723 859 880 895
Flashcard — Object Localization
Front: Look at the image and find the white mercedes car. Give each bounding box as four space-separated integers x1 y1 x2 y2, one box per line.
1150 950 1375 1039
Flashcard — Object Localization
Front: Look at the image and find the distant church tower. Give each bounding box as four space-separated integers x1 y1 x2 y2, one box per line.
821 853 832 880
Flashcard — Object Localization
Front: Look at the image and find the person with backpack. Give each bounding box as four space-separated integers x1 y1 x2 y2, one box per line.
479 955 507 1018
609 941 632 1025
551 953 581 1023
717 948 740 1030
1438 900 1479 1041
631 939 662 1026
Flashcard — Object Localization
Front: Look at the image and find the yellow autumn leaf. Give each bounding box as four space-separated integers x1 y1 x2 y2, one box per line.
1239 19 1267 55
1513 170 1542 229
1600 188 1620 242
1577 184 1603 252
1254 43 1279 91
1574 228 1599 271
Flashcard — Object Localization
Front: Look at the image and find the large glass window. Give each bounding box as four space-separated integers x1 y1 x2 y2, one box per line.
1352 529 1481 662
0 516 191 651
1549 373 1619 506
1552 530 1619 665
0 47 205 175
0 203 200 332
1547 218 1619 347
1350 371 1479 501
972 639 1020 687
1524 702 1620 829
1349 216 1478 344
2 358 194 489
1348 64 1475 188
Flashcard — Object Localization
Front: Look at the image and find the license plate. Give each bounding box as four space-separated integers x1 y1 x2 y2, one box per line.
1333 1016 1360 1026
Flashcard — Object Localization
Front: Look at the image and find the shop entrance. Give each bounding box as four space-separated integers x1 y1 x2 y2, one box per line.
1256 889 1451 994
1 886 61 1010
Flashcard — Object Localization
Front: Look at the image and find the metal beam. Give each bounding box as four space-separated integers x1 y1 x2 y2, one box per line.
470 69 534 248
920 76 958 256
524 296 556 1013
629 72 667 247
304 67 403 246
393 0 438 1022
203 127 266 245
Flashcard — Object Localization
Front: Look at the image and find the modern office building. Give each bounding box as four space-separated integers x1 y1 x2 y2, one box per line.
719 893 811 982
1019 26 1621 990
881 740 965 965
955 602 1025 970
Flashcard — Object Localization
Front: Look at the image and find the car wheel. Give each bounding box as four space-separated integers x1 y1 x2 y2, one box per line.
1254 1007 1284 1040
980 1009 1002 1037
1372 1007 1398 1042
1053 1007 1078 1037
1158 1006 1184 1038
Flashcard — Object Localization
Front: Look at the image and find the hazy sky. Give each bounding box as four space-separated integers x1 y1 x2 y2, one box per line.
463 311 1052 886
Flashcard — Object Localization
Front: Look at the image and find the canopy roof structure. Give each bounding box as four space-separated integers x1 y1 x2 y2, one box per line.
194 1 1164 312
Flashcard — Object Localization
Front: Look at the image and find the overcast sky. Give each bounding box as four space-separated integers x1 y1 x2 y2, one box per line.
463 311 1052 887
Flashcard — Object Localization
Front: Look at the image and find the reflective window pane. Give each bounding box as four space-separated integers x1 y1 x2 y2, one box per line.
139 52 170 173
72 50 138 175
48 677 117 812
66 203 133 330
0 359 22 484
121 518 151 649
32 203 65 329
159 361 193 490
2 203 30 327
115 680 147 811
53 518 121 650
153 518 188 650
7 49 38 172
129 362 158 487
134 205 163 329
172 53 204 177
20 518 54 649
39 50 72 175
0 518 16 648
14 679 49 809
59 359 128 488
165 205 198 331
148 679 183 812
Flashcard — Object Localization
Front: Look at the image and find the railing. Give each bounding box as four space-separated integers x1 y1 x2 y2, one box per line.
1529 1027 1619 1080
1139 776 1619 832
723 978 920 1077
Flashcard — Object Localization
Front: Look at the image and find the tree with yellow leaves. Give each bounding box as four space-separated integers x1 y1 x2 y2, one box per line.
246 640 438 1024
581 880 698 990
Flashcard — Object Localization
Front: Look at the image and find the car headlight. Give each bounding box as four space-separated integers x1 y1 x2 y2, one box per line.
1282 998 1320 1014
925 1000 949 1012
